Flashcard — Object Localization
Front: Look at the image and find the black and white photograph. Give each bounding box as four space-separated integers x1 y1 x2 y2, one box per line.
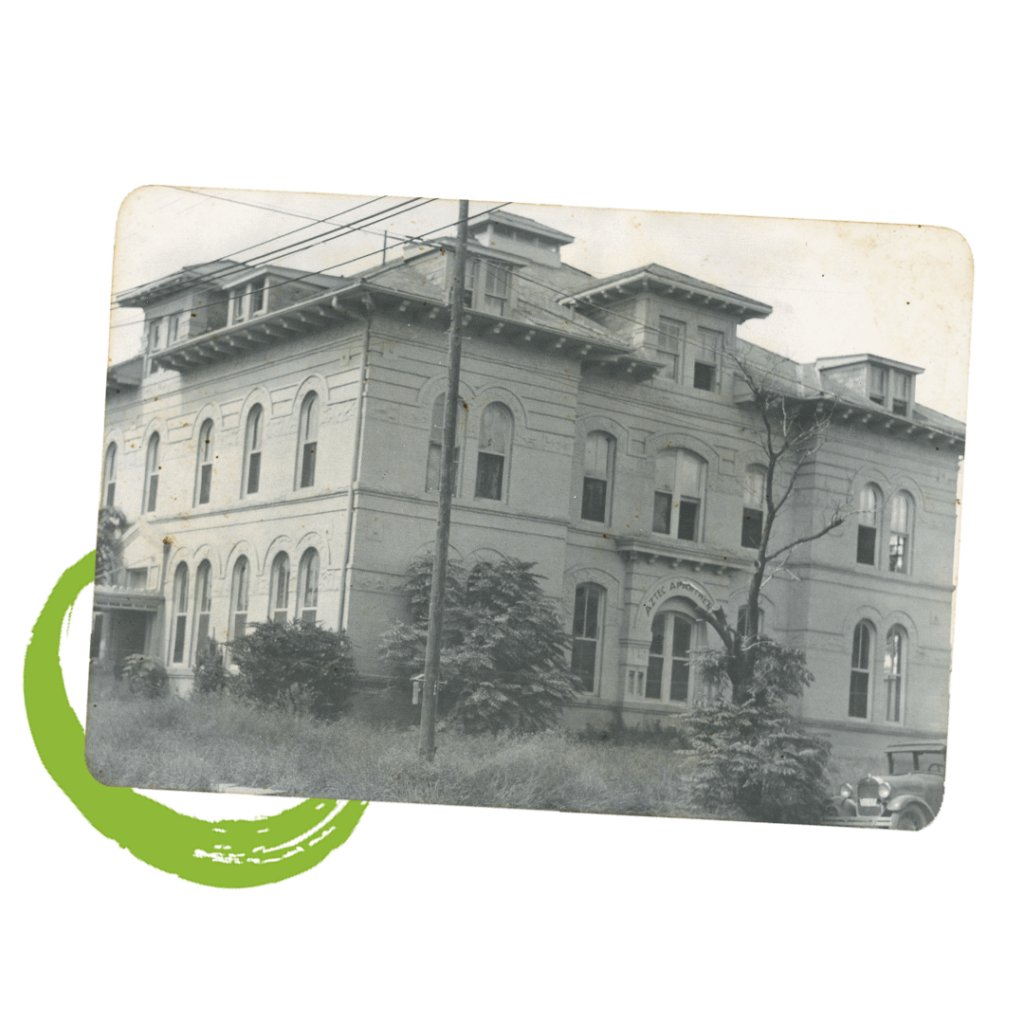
85 190 969 828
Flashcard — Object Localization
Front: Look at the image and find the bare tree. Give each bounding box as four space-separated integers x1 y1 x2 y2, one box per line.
699 354 850 704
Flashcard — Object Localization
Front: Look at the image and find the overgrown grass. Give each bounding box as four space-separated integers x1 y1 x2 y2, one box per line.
84 694 748 820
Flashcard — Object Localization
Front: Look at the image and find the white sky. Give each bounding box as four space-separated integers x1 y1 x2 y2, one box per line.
110 188 971 421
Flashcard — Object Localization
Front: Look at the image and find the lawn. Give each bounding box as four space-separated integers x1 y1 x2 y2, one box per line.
84 694 750 820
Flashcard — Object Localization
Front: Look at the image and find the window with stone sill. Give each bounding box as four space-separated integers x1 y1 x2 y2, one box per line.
475 403 513 501
653 449 706 542
170 562 189 665
581 432 615 524
571 584 604 694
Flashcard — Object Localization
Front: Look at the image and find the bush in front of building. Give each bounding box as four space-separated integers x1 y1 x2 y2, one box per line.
228 620 356 721
119 655 169 699
380 556 579 735
193 635 229 696
682 639 832 824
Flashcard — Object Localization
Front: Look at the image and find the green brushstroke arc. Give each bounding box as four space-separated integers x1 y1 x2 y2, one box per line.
24 552 367 888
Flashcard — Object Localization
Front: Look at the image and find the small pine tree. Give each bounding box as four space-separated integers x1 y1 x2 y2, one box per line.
380 556 579 734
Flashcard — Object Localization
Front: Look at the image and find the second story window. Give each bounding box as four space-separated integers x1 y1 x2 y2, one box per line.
857 484 881 565
741 466 767 549
475 403 513 501
889 492 912 573
426 393 464 494
297 392 319 489
243 405 263 496
581 432 615 523
653 449 706 542
143 433 160 513
195 419 214 506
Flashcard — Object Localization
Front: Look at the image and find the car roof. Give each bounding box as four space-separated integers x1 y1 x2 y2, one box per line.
885 743 947 754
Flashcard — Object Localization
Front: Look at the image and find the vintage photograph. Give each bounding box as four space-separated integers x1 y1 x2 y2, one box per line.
85 190 970 828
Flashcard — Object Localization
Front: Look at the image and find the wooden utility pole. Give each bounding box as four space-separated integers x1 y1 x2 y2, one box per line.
419 199 470 761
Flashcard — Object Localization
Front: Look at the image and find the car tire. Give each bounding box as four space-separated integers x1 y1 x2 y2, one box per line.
894 805 929 831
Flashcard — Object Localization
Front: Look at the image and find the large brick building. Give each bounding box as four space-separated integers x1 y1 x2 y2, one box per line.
93 209 964 757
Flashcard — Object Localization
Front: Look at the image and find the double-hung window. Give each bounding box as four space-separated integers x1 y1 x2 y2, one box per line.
170 563 190 665
297 393 319 489
857 485 881 565
230 557 250 640
889 492 912 573
103 442 117 507
270 552 291 624
464 259 511 315
581 432 614 523
694 327 722 391
849 621 872 718
194 560 212 644
741 466 766 549
884 626 907 723
195 419 214 506
143 434 160 513
425 393 463 494
653 450 706 541
571 584 604 693
655 317 684 382
475 404 513 501
243 405 263 496
297 548 320 623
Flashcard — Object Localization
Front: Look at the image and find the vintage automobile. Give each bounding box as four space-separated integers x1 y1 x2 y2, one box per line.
823 743 945 830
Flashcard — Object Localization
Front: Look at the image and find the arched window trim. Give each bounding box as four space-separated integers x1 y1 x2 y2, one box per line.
103 442 117 508
269 551 291 624
475 402 513 502
297 548 320 623
242 404 264 497
857 484 882 566
884 625 908 724
195 419 214 506
571 583 605 694
143 433 161 513
741 465 767 550
230 556 251 641
653 448 707 542
581 431 615 524
170 563 190 665
888 491 913 574
849 620 874 719
297 392 320 489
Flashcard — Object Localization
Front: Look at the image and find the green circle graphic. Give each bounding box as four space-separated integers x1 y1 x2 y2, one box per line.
24 552 367 888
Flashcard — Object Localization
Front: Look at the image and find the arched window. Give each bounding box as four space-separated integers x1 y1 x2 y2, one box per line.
269 552 290 624
170 563 189 664
571 584 604 693
143 433 160 513
426 392 464 494
195 419 214 506
857 484 881 566
102 442 117 507
475 403 513 501
230 557 250 640
194 560 212 645
653 449 706 541
646 611 692 702
243 404 263 496
849 620 873 719
889 492 913 573
741 466 766 549
297 548 320 623
297 392 319 489
581 432 615 523
884 626 907 723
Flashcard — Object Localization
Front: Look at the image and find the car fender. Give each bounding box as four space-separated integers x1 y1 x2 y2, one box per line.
888 795 934 822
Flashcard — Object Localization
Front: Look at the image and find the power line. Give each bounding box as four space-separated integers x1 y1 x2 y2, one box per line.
109 195 428 314
109 197 439 330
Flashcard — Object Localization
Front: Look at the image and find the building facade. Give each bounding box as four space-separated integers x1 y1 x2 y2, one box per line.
94 210 965 757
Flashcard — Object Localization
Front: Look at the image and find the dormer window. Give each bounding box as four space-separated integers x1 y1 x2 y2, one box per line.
464 258 512 315
868 364 912 416
230 277 268 322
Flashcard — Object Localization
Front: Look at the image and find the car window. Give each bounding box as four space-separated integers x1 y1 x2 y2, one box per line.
888 750 945 774
888 752 917 774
